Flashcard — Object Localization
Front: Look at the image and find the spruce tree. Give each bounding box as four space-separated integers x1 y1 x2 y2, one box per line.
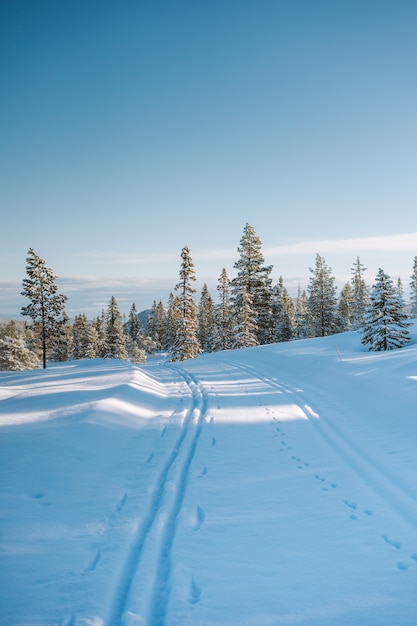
213 268 234 351
410 256 417 318
231 223 274 345
307 254 340 337
338 282 353 331
232 287 258 349
0 321 39 371
21 248 68 368
170 246 200 361
350 257 370 329
271 276 295 342
294 286 309 339
106 296 128 359
198 284 216 352
361 268 411 351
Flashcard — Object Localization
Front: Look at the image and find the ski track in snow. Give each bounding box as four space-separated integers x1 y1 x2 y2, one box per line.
226 360 417 572
104 367 207 626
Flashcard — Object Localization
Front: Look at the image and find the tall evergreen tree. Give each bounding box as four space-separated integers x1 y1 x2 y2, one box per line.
106 296 128 359
232 287 258 349
410 256 417 318
126 303 140 342
170 246 200 361
21 248 68 368
338 282 353 331
350 257 370 329
294 286 309 339
198 283 216 352
213 268 234 351
0 321 39 371
51 311 72 362
271 276 295 342
72 314 90 359
361 268 411 351
307 254 340 337
231 223 274 345
147 300 167 350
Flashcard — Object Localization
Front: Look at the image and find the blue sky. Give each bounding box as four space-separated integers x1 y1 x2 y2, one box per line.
1 0 416 318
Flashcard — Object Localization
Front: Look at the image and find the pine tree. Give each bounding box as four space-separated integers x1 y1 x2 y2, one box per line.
51 311 72 361
170 246 200 361
350 257 370 329
231 223 274 345
361 268 411 351
106 296 128 359
72 314 90 359
125 304 140 340
198 283 215 352
294 286 309 339
147 300 167 350
307 254 340 337
271 276 295 342
410 256 417 318
0 321 39 371
94 310 108 358
232 287 258 349
21 248 68 368
213 268 234 351
338 282 353 331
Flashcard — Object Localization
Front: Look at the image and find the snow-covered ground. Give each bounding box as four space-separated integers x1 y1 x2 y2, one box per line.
1 326 417 626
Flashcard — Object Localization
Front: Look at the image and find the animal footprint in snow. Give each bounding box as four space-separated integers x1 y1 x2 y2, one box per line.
397 561 409 571
193 506 205 531
189 576 201 604
343 500 359 510
382 535 401 550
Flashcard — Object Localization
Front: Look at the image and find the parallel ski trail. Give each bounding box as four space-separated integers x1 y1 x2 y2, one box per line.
105 367 207 626
227 360 417 530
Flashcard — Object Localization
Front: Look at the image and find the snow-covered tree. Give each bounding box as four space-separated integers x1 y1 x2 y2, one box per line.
72 314 95 360
212 268 234 351
0 321 39 371
307 254 340 337
126 303 140 342
51 312 72 362
271 276 295 342
106 296 128 360
294 286 309 339
170 246 200 361
231 223 274 345
232 287 258 349
147 300 167 350
361 268 411 351
198 283 216 352
410 256 417 318
338 282 353 331
21 248 68 368
350 257 370 329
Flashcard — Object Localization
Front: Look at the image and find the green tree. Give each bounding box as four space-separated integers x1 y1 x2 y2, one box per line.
338 282 353 331
361 268 411 351
198 283 215 352
0 321 39 371
232 287 258 349
410 256 417 318
213 268 234 351
350 257 370 329
231 223 273 344
272 276 295 342
306 254 340 337
21 248 67 368
106 296 128 359
170 246 200 361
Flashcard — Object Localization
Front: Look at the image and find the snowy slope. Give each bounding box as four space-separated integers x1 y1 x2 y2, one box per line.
1 326 417 626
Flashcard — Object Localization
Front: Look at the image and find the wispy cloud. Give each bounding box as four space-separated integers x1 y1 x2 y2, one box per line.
264 233 417 257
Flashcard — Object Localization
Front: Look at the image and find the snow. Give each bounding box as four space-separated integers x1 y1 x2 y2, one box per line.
1 326 417 626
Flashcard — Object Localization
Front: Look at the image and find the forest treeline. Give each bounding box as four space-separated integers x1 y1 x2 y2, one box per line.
1 224 416 370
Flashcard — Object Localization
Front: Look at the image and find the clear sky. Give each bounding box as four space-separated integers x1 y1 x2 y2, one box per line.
1 0 417 318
